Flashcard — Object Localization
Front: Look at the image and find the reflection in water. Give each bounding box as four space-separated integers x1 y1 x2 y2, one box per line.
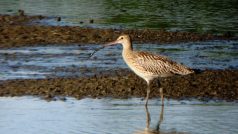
0 97 238 134
135 105 165 134
137 105 188 134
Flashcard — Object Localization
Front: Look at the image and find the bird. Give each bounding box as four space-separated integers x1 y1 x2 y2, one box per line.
104 34 194 106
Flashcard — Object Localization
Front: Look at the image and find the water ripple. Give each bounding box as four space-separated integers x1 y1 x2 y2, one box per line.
0 41 237 80
0 97 237 134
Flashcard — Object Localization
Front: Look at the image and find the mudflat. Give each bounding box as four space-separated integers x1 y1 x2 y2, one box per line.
0 69 237 101
0 14 237 101
0 14 236 48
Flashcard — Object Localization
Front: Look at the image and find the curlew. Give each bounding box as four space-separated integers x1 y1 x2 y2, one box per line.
103 34 194 106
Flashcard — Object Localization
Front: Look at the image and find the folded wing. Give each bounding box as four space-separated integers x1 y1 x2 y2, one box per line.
131 51 193 77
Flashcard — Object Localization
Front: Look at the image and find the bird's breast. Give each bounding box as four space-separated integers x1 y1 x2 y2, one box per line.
122 51 158 81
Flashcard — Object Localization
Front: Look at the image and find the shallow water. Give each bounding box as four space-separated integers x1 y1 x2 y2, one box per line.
0 97 237 134
0 0 238 34
0 41 237 80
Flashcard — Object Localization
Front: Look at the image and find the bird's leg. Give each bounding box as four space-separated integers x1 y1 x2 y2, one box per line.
159 88 164 106
145 82 151 107
145 82 151 130
145 101 151 130
155 104 164 131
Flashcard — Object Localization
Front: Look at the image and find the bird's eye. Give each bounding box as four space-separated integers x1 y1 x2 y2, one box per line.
121 37 124 39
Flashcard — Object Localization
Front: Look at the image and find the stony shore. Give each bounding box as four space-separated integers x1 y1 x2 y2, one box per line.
0 14 237 101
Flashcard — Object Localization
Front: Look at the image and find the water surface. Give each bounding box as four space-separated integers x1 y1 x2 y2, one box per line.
0 41 237 80
0 97 237 134
0 0 237 34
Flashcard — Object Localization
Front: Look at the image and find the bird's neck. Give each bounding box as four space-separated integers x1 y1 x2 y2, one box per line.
122 41 133 52
122 42 133 61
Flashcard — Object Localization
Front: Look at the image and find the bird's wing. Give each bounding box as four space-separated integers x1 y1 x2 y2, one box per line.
132 51 192 75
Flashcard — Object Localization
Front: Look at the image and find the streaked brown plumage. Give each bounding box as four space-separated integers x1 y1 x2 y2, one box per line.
123 50 193 83
105 34 194 106
104 34 194 129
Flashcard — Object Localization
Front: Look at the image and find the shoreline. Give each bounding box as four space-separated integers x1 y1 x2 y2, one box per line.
0 14 237 48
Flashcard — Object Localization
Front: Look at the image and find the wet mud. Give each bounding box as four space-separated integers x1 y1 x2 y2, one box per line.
0 69 237 101
0 14 237 101
0 14 237 48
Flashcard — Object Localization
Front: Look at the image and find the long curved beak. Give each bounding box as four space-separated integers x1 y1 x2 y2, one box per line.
88 40 119 59
103 40 119 47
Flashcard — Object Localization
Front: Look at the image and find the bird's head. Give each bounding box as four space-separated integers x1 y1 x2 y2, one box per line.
88 34 132 59
104 34 132 50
